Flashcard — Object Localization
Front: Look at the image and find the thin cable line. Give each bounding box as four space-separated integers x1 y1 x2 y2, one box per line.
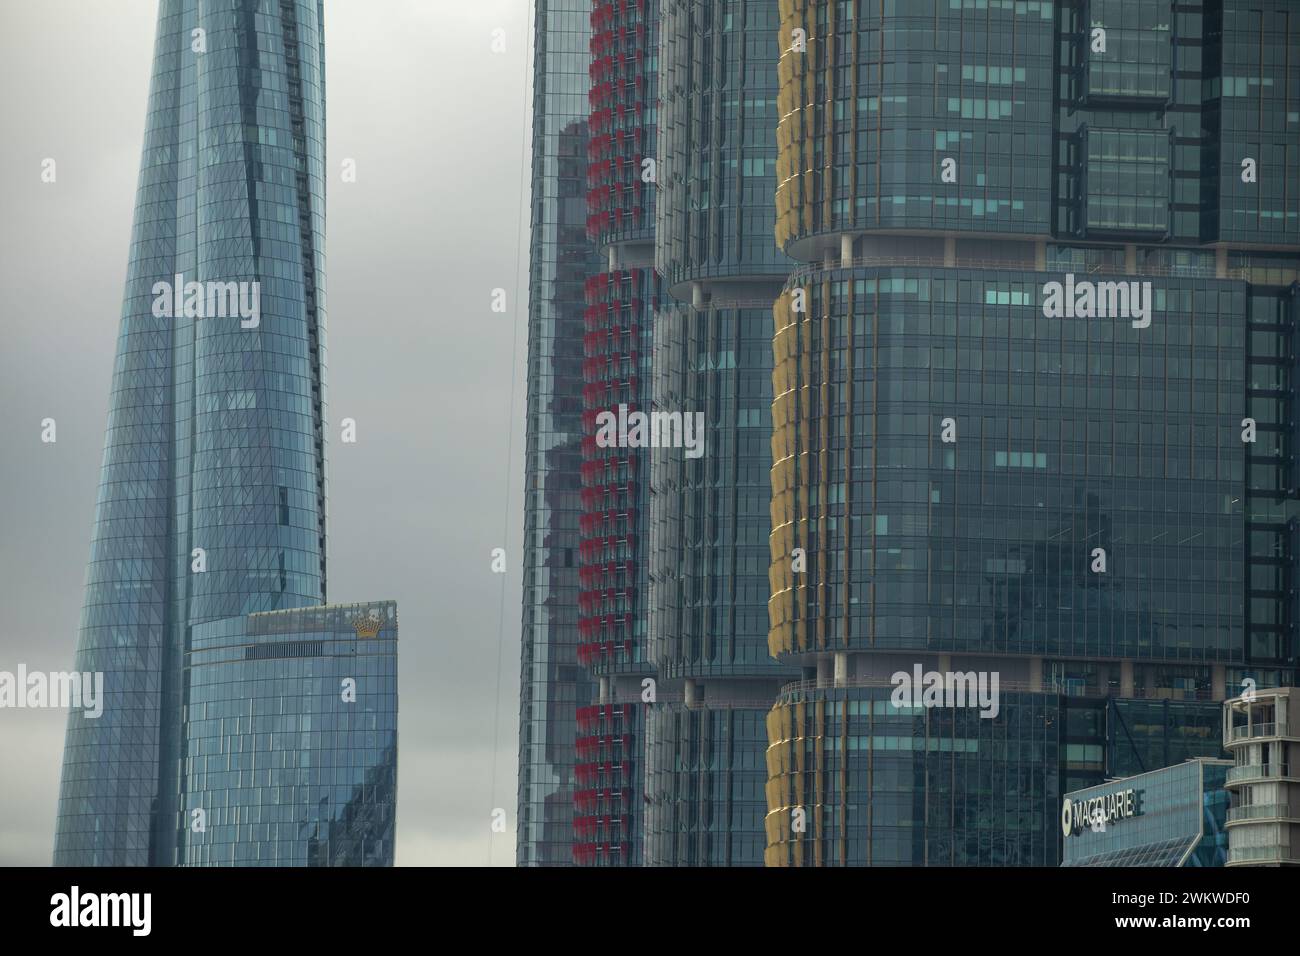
489 0 535 868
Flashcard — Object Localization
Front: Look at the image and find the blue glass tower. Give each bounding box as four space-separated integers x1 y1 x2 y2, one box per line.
518 0 602 866
181 602 398 866
53 0 397 867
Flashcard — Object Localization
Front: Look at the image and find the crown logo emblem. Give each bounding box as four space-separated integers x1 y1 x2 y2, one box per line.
351 613 383 639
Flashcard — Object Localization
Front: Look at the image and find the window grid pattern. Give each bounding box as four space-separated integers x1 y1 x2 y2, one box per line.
655 0 794 292
646 0 796 868
1202 2 1300 245
519 0 602 867
1082 127 1171 236
1084 0 1172 103
55 0 331 867
573 0 662 868
766 689 1062 866
771 268 1248 661
775 0 1056 255
181 602 397 866
644 702 772 865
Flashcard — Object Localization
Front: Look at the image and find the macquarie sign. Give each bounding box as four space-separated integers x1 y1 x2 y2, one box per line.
1062 787 1145 837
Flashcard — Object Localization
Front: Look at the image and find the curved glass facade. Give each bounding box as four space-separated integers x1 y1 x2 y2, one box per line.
577 267 657 866
574 700 646 865
55 0 329 867
644 701 774 865
643 300 794 864
587 0 659 252
644 0 796 867
655 0 794 296
519 0 601 867
775 0 1056 259
645 298 794 868
650 302 789 680
1223 687 1300 866
574 1 662 866
182 602 397 866
764 0 1296 868
54 0 396 868
767 686 1061 866
769 268 1248 663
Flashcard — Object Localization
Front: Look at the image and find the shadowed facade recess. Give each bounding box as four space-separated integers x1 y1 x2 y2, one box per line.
519 0 601 866
644 0 798 867
575 0 661 867
764 0 1299 866
53 0 397 867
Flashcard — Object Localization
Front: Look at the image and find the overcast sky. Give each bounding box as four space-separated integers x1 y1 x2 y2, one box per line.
0 0 532 866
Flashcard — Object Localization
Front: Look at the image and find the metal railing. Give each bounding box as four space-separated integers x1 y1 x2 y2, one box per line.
1226 764 1293 784
786 255 1248 282
651 691 789 711
1226 803 1299 824
669 697 791 711
1229 846 1296 864
774 675 1214 703
1229 722 1278 740
691 298 783 310
777 675 1046 699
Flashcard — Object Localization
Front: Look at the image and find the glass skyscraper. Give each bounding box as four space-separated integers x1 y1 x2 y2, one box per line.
575 0 661 867
764 0 1298 866
644 0 798 866
182 602 397 866
519 0 601 866
526 0 802 867
53 0 397 867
